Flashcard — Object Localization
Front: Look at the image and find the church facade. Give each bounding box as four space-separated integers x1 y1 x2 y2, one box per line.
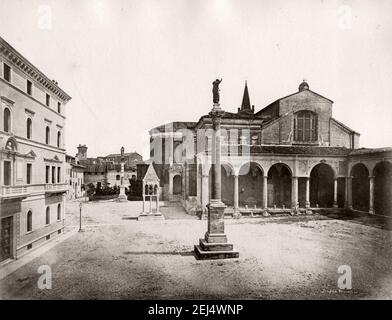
149 81 392 217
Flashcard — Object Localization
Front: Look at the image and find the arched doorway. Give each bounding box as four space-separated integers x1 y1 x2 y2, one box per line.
173 175 182 195
310 163 334 208
267 163 292 208
239 162 263 207
351 163 369 212
373 161 392 216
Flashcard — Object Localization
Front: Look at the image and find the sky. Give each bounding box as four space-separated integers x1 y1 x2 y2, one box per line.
1 0 392 159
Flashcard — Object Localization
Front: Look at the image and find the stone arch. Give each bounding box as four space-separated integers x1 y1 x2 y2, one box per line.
309 161 337 179
351 163 370 212
310 163 334 208
267 163 292 208
266 161 293 177
348 161 371 178
173 174 182 195
238 162 263 207
5 136 18 151
373 161 392 216
221 161 235 176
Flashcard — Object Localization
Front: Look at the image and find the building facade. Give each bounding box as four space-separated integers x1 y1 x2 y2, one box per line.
74 145 143 188
0 37 71 263
65 155 85 200
149 81 392 217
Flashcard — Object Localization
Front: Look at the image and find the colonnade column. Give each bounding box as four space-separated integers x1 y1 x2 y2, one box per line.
168 172 173 199
263 175 268 209
369 176 375 214
345 176 353 209
305 177 310 208
233 174 239 212
333 178 338 208
292 176 298 209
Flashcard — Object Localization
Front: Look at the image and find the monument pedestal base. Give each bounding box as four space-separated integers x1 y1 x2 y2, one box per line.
117 195 128 202
117 186 128 202
137 212 164 221
194 200 239 260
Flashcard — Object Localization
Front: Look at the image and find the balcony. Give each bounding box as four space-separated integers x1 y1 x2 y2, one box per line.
44 183 68 194
0 185 29 200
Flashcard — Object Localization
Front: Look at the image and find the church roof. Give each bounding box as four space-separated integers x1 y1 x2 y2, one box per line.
255 81 333 117
349 147 392 156
105 152 142 158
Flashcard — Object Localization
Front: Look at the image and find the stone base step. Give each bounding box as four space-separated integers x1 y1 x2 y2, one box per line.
137 213 165 221
194 245 239 260
199 239 233 251
162 201 183 207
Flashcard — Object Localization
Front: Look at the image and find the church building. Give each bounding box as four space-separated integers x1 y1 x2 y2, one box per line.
149 80 392 217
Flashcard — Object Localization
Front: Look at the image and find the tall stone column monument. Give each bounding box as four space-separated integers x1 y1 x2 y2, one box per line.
117 146 128 202
194 79 239 259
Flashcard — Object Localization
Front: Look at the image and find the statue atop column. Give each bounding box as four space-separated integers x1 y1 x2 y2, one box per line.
212 78 222 104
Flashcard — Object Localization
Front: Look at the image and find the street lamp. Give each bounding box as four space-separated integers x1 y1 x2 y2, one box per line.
79 201 83 232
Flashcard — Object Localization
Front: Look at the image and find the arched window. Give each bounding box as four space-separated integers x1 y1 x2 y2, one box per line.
46 126 50 144
294 111 318 142
57 131 61 148
57 204 61 220
116 175 120 181
27 118 32 139
45 207 50 225
4 108 11 132
27 211 33 232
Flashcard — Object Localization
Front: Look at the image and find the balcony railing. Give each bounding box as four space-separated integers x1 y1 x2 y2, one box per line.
0 185 29 199
0 183 68 199
44 183 68 193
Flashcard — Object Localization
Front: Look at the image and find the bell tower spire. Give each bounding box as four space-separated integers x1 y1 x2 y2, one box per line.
238 80 254 114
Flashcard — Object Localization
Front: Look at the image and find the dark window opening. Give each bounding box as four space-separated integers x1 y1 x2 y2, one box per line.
4 108 11 133
27 211 32 232
45 207 50 225
46 94 50 107
52 167 56 184
46 166 50 183
46 126 50 144
294 111 318 142
27 163 32 184
3 63 11 82
27 118 32 139
27 80 32 95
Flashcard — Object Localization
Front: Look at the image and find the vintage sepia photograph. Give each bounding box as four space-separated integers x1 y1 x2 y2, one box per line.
0 0 391 307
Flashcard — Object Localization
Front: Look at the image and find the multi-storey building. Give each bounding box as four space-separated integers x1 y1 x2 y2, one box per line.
74 145 143 188
149 81 392 217
65 155 85 200
0 37 71 263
